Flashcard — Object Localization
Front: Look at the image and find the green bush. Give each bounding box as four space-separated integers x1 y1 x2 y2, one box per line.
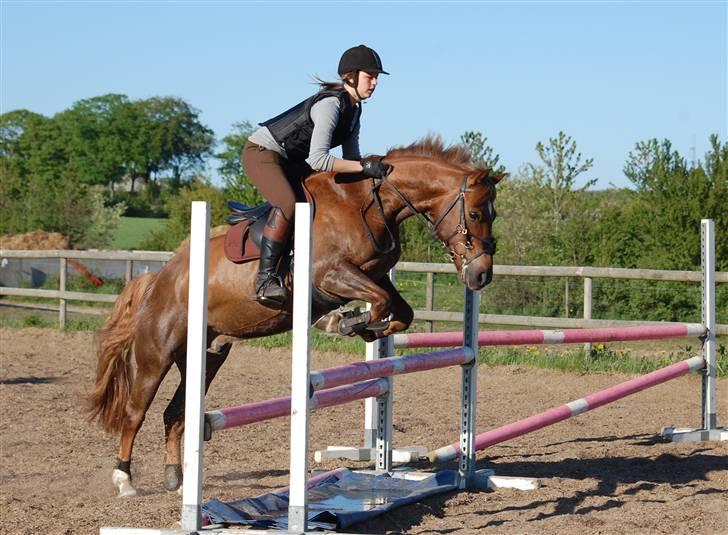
0 162 125 248
111 182 169 218
140 177 228 251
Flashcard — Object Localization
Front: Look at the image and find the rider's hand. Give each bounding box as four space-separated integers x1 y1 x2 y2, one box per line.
361 159 391 179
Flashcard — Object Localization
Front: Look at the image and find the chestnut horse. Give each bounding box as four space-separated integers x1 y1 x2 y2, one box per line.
88 136 503 497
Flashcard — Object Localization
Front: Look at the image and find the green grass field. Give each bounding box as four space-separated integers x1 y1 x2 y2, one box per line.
111 217 167 249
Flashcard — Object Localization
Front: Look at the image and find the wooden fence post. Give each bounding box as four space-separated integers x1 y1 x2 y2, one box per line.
583 277 592 356
426 272 434 333
124 260 133 284
59 257 67 329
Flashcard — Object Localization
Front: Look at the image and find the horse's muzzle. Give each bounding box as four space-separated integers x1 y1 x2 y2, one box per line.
464 265 492 290
452 237 495 290
459 251 493 290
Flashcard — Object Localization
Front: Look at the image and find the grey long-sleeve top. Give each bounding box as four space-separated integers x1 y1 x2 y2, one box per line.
248 96 361 171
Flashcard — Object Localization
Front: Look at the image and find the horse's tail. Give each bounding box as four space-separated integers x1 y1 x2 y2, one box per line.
86 272 157 433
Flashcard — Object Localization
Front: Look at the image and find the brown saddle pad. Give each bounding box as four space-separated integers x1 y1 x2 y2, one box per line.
223 183 315 264
224 220 259 264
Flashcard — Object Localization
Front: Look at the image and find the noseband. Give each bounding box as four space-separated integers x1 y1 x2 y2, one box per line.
360 172 497 265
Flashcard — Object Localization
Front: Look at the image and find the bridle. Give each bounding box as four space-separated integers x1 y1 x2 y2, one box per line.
360 169 497 266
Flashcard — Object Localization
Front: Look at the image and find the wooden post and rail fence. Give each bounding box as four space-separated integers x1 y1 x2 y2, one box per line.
0 248 726 336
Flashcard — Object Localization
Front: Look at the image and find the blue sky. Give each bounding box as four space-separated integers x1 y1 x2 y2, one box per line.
2 1 726 189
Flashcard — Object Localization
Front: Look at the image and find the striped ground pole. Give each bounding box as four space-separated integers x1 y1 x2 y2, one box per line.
392 323 706 349
428 356 705 463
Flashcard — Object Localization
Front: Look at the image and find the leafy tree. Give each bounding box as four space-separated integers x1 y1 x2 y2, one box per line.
138 96 215 188
0 104 127 245
531 131 596 221
623 138 685 192
0 160 125 247
703 134 728 270
623 135 728 270
0 157 26 234
582 188 643 268
51 183 126 249
215 120 263 206
459 131 506 174
491 169 551 265
4 94 216 194
110 181 170 218
1 109 46 163
1 109 69 182
57 94 131 190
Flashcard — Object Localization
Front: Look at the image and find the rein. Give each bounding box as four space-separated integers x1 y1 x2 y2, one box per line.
359 169 497 264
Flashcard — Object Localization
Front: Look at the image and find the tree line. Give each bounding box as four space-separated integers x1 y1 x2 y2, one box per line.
1 93 726 282
1 94 214 247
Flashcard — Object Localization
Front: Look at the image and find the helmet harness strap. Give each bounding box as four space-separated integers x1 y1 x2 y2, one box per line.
344 70 364 101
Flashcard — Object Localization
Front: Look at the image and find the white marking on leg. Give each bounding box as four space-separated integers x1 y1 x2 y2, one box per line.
112 468 137 497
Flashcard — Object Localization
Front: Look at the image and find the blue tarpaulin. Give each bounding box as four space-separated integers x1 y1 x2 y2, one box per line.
202 469 460 531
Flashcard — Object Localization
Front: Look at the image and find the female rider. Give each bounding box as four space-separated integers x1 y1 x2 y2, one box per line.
242 44 391 308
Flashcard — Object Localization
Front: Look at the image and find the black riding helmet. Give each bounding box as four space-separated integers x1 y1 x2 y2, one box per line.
338 45 389 100
338 45 389 76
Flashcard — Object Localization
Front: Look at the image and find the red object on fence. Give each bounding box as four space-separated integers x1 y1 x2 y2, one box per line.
68 259 104 286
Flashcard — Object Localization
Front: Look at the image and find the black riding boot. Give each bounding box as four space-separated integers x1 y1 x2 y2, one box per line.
254 208 291 308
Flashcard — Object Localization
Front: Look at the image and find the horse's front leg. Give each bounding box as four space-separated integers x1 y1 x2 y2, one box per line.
375 275 414 337
318 264 394 340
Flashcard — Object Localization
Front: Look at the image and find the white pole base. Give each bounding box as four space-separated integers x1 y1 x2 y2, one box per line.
314 445 427 463
351 468 540 491
463 469 540 492
661 426 728 443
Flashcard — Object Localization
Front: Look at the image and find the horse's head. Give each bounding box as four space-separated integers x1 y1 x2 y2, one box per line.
429 168 504 290
381 135 505 291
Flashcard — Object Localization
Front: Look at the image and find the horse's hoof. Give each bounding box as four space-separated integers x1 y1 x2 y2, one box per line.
164 464 183 491
338 309 371 336
112 468 137 497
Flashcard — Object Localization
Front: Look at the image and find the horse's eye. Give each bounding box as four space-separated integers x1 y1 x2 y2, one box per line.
468 211 481 222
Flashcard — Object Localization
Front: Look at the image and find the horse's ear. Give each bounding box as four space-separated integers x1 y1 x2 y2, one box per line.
467 169 505 187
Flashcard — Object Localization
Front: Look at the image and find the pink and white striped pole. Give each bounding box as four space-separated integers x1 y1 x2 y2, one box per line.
428 356 705 463
310 347 472 390
206 377 389 432
393 323 705 349
205 347 472 432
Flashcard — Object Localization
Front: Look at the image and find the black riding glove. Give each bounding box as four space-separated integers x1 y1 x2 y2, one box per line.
361 159 391 179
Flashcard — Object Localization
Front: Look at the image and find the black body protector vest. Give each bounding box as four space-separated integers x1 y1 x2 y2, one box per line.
260 88 361 163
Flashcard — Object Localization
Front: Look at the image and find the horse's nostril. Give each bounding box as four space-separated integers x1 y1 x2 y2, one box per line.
479 271 492 287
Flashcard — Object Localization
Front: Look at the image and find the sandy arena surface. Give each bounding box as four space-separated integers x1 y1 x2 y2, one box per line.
0 327 726 534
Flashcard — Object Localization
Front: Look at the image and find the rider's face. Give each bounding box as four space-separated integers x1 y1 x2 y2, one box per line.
354 71 379 100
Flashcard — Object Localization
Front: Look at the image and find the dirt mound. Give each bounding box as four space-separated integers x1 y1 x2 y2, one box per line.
0 230 69 250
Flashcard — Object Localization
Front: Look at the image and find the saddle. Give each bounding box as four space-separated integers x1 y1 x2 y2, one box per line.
222 174 389 338
223 186 315 264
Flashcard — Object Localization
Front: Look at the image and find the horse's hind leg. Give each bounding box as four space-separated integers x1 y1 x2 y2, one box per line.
113 339 176 497
162 342 232 492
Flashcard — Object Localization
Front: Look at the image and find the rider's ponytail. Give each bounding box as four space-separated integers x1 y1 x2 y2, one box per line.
313 73 354 91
